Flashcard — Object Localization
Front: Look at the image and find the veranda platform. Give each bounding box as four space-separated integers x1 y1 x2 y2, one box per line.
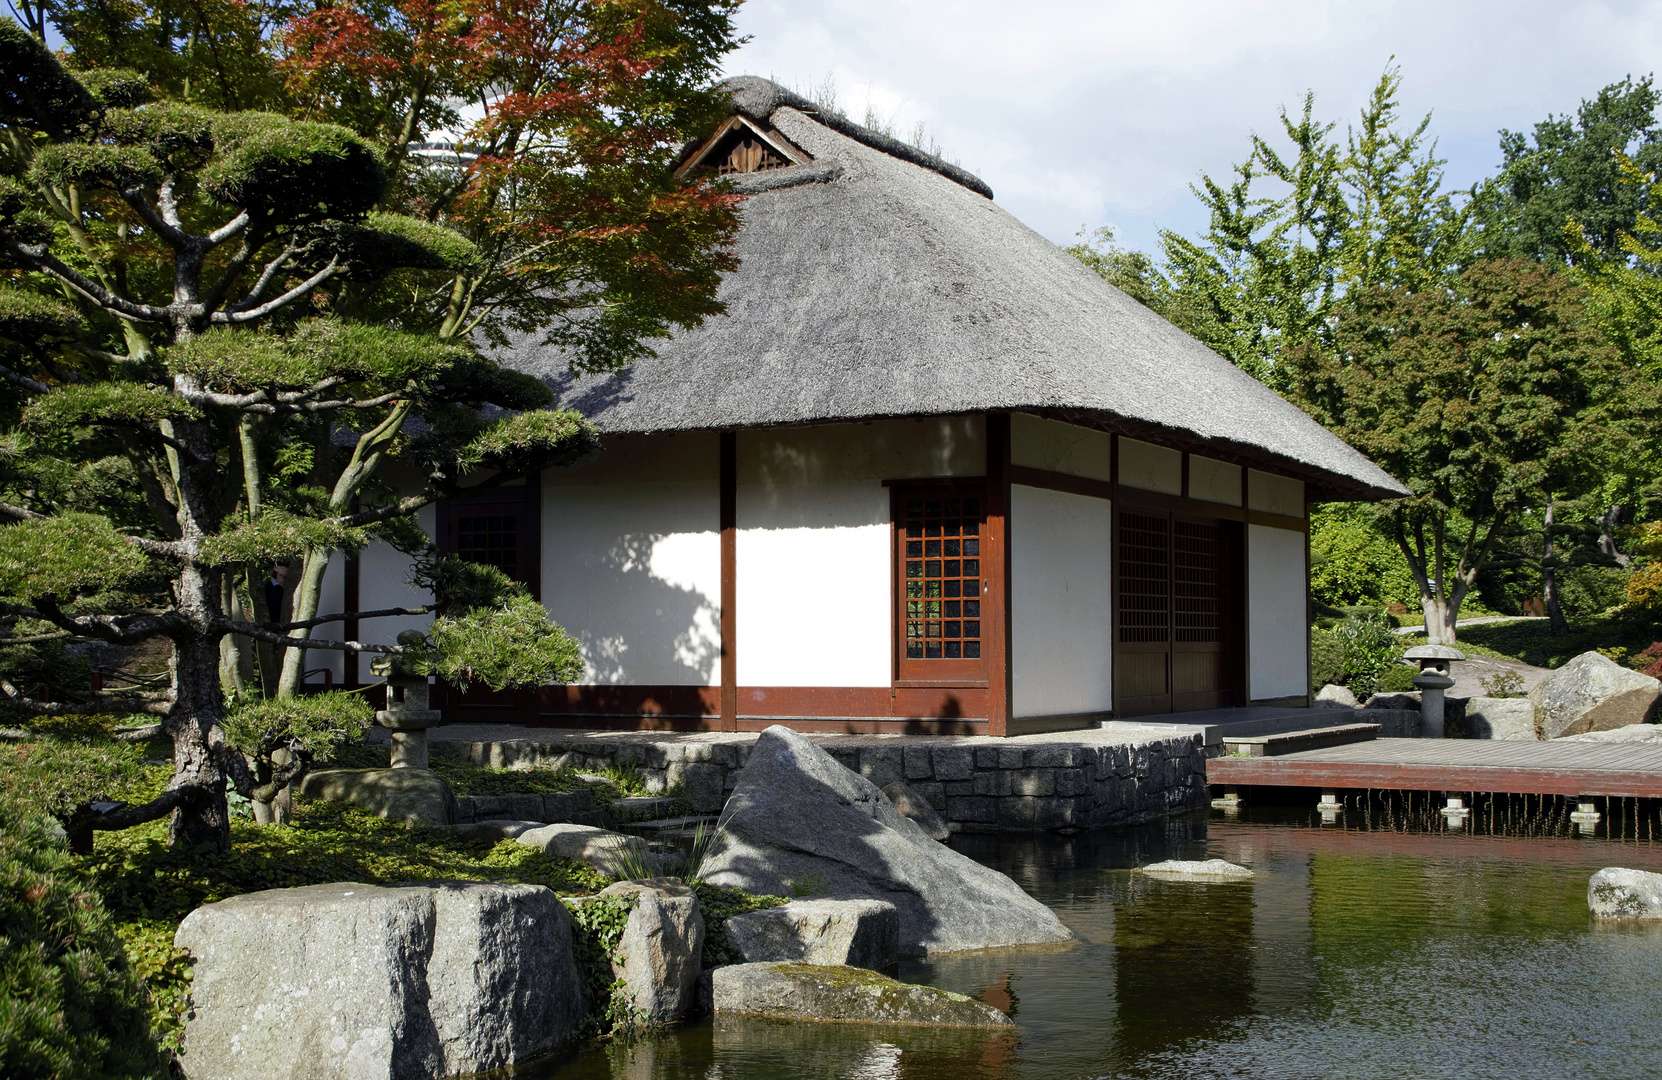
1206 738 1662 799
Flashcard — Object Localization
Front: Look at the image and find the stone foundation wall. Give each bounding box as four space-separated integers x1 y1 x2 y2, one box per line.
463 730 1210 833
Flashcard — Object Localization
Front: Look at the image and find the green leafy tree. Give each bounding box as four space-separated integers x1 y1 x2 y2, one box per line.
1117 64 1467 388
0 11 730 851
1283 258 1652 642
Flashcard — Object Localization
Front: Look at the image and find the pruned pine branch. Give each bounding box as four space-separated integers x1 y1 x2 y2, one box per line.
223 619 399 653
217 260 341 323
257 605 433 632
0 679 172 716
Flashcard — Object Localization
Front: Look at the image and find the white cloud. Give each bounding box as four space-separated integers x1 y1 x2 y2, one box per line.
726 0 1662 255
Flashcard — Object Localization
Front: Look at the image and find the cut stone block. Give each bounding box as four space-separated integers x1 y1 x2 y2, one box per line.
722 899 900 970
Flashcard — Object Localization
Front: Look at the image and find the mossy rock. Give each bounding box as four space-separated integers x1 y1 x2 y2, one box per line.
711 962 1011 1027
299 768 457 827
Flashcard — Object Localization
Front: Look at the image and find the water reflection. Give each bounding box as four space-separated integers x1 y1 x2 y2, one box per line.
528 804 1662 1080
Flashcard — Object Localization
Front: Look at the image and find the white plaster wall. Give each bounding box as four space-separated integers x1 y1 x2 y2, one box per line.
1248 524 1308 700
733 418 978 687
1119 438 1182 494
1011 413 1112 481
1190 456 1242 505
1010 485 1114 718
307 551 347 685
354 503 437 647
1249 470 1305 517
542 433 721 686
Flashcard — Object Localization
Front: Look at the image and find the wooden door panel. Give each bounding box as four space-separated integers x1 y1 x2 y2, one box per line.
1116 651 1170 716
1117 507 1237 716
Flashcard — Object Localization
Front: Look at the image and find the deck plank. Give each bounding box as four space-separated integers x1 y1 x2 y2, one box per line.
1207 737 1662 798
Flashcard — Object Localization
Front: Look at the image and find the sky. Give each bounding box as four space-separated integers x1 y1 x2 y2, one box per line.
724 0 1662 259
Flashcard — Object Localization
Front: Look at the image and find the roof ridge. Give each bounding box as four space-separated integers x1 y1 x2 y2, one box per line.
718 76 993 200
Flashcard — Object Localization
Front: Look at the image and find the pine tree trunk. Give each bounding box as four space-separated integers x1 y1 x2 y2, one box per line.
1600 505 1630 569
167 633 231 852
276 548 331 699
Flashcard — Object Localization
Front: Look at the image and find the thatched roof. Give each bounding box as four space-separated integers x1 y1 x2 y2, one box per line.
505 77 1408 501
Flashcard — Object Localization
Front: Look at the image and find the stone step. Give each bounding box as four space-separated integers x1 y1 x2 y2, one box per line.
1223 723 1381 758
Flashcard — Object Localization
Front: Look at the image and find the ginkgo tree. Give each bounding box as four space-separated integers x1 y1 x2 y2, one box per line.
0 4 741 852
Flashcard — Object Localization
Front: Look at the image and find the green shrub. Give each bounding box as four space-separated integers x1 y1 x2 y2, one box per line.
1373 664 1421 694
1310 629 1345 692
1332 613 1404 698
0 795 164 1079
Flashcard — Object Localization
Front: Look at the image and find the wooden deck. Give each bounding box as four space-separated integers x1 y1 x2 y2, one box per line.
1207 738 1662 798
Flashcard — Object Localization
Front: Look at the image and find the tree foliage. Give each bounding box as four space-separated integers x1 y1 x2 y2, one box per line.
0 3 742 852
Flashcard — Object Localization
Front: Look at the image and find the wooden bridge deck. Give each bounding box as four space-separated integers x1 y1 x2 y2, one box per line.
1206 738 1662 798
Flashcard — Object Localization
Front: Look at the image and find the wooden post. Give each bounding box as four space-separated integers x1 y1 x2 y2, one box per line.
986 413 1012 737
720 431 738 731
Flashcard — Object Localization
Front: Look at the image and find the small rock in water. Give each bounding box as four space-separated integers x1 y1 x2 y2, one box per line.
1589 867 1662 919
712 962 1012 1027
1139 859 1253 880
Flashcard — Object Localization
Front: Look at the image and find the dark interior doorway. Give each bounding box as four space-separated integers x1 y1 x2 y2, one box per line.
1114 507 1243 716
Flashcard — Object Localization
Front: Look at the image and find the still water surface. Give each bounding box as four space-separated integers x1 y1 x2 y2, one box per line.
537 803 1662 1080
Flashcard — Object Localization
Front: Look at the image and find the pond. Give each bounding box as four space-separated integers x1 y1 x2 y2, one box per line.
534 800 1662 1080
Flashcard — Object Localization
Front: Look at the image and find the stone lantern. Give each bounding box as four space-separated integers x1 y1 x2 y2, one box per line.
1403 644 1464 739
371 630 442 769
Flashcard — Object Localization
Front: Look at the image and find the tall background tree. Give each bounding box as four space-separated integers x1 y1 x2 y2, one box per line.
0 1 742 850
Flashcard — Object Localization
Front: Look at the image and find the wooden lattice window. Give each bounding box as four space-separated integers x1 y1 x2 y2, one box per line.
893 485 988 682
1118 512 1170 643
717 135 788 175
1173 520 1224 643
455 514 518 578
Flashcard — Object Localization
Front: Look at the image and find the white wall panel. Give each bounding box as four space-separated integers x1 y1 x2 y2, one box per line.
1011 413 1112 481
1248 524 1308 700
542 433 721 686
355 504 436 647
1010 485 1114 718
1119 438 1182 494
735 482 890 687
1248 470 1305 517
1190 456 1242 505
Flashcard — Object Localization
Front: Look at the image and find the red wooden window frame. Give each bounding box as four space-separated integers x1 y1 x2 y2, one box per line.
890 481 991 686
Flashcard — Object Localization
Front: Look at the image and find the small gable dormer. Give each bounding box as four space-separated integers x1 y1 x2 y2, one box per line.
676 114 810 179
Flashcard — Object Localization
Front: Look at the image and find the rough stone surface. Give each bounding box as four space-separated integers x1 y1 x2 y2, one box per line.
700 726 1072 956
1461 697 1539 741
1589 867 1662 919
669 761 727 814
1313 684 1359 709
299 768 457 828
723 899 900 970
712 963 1012 1027
1562 723 1662 744
454 790 596 826
1139 859 1253 880
1531 652 1661 738
516 823 651 877
881 780 950 841
173 882 583 1080
591 879 704 1025
445 819 545 841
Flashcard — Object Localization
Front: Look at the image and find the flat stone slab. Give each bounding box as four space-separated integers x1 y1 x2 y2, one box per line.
1590 867 1662 919
712 963 1011 1027
723 899 900 970
1139 859 1253 880
1562 724 1662 744
516 823 650 877
444 819 544 842
300 768 457 828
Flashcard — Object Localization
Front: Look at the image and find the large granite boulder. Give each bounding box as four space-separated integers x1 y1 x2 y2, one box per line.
299 769 457 828
1531 652 1661 738
173 882 583 1080
700 726 1072 956
589 879 704 1025
881 781 950 841
1461 697 1539 740
723 899 900 970
713 963 1011 1027
1589 868 1662 919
